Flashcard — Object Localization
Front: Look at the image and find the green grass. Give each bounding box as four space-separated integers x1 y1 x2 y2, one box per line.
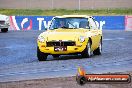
0 9 132 16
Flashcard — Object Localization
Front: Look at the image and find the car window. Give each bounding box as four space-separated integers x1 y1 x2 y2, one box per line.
49 17 90 30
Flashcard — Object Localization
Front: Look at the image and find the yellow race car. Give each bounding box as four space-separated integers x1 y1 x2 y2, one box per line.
37 15 102 61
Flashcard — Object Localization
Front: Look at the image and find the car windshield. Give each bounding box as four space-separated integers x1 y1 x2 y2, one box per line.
49 17 90 30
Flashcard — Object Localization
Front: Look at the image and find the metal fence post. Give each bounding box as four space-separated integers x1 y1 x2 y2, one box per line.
51 0 54 9
78 0 80 10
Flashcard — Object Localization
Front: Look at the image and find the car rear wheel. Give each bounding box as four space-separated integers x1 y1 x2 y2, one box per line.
93 40 102 55
37 47 47 61
81 41 91 58
1 28 8 32
52 55 60 58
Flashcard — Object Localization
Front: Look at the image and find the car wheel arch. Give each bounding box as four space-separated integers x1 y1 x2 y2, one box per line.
88 37 92 45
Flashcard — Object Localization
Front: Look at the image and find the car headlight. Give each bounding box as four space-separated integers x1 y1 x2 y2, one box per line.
79 36 85 42
38 35 45 42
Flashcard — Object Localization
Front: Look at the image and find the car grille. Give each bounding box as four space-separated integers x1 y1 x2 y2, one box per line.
46 41 76 47
0 21 5 25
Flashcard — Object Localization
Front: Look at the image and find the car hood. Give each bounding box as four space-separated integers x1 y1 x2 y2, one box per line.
43 29 88 41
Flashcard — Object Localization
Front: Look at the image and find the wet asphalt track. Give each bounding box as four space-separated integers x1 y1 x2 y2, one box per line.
0 30 132 82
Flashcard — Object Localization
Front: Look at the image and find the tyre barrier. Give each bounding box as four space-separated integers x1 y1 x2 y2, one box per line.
9 16 132 31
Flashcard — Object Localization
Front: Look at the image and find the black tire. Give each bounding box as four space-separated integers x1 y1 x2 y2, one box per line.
93 40 102 55
81 41 91 58
52 55 60 58
1 28 8 32
76 76 87 85
37 47 47 61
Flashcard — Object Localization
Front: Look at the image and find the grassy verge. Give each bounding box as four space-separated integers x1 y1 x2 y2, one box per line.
0 9 132 16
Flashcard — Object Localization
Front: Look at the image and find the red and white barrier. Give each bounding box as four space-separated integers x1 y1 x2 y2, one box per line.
125 16 132 31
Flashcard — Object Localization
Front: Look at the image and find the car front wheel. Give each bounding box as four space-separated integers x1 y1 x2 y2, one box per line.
1 28 8 32
81 41 91 58
37 47 48 61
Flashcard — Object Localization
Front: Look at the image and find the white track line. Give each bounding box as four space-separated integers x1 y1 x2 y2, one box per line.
103 38 125 41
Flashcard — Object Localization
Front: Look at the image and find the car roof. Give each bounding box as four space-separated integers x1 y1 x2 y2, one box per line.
55 15 92 18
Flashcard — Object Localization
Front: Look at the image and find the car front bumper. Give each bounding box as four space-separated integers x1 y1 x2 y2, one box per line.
0 24 9 29
38 42 87 54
